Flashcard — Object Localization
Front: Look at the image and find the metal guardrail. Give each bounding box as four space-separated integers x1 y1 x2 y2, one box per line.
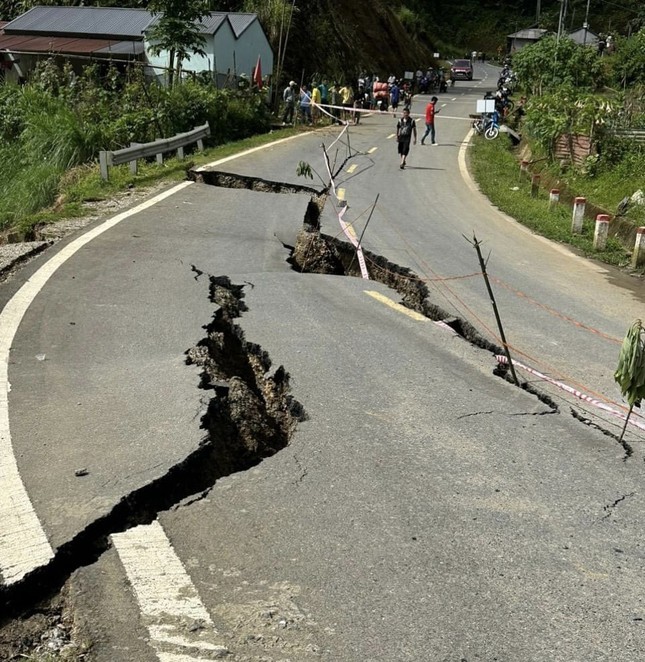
99 123 211 181
613 128 645 143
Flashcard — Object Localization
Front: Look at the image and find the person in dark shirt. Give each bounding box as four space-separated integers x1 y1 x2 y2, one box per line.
396 107 417 169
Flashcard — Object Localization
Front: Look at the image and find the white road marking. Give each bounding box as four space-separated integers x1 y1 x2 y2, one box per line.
387 133 396 139
347 164 357 173
368 147 378 153
456 122 591 263
337 188 346 201
0 182 192 584
112 521 227 661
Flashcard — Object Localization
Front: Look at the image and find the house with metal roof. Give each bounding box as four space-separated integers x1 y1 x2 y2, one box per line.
0 6 152 82
0 6 272 86
568 26 599 47
144 12 273 86
507 28 549 53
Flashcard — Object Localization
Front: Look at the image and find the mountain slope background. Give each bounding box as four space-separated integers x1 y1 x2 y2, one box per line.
1 0 644 81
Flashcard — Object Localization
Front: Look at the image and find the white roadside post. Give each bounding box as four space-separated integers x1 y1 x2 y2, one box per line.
572 196 586 234
632 227 645 269
548 188 560 210
593 214 610 250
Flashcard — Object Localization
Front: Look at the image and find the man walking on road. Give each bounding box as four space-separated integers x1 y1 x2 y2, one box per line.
421 96 440 145
396 107 417 169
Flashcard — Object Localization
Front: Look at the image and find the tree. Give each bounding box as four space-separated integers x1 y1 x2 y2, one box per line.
512 34 606 96
610 30 645 88
147 0 211 87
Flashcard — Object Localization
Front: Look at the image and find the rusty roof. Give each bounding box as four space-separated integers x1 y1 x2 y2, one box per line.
0 33 144 56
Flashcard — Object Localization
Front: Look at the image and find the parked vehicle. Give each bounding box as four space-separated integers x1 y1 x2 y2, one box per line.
450 59 473 81
472 110 500 140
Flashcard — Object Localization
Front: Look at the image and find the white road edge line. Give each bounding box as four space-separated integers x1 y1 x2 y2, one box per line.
112 521 227 661
0 181 191 584
456 126 597 265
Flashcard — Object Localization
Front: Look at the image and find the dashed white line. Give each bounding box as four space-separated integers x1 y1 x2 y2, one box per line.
112 521 227 661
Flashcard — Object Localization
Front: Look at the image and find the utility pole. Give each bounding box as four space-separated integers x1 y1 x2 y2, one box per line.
583 0 592 45
557 0 563 40
536 0 541 25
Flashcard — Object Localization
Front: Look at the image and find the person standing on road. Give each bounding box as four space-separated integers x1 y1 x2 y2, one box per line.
311 82 321 125
396 107 417 169
390 80 400 116
421 96 440 145
282 81 296 125
300 84 312 125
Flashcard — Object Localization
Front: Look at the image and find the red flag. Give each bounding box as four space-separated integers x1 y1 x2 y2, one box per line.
253 55 262 89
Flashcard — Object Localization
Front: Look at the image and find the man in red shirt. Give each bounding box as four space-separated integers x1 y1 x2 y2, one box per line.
421 96 440 145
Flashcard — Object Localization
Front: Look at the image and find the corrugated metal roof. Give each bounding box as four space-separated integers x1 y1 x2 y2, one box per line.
145 12 256 37
508 28 548 40
227 14 257 38
4 6 155 39
569 27 599 45
196 13 228 35
0 33 144 56
146 11 227 35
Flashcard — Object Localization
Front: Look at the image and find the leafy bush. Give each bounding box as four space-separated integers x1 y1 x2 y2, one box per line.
607 29 645 87
512 35 607 95
523 87 617 155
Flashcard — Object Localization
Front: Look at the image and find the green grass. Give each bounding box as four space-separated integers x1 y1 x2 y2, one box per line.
468 135 632 267
10 128 298 238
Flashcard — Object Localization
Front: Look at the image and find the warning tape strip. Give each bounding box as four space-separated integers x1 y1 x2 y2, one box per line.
495 354 645 432
319 124 369 279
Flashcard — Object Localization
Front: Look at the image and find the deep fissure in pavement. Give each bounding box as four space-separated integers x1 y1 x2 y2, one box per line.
193 171 634 445
0 274 304 634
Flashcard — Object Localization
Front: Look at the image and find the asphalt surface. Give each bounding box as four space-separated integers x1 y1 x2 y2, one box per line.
2 66 645 661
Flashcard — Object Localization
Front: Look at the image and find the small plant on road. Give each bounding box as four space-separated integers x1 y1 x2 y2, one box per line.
614 319 645 440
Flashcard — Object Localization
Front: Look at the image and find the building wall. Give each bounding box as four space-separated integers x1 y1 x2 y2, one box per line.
232 20 273 79
144 18 273 84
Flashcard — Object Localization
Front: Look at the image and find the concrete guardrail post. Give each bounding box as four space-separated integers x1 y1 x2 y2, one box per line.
593 214 610 250
571 197 586 234
130 143 141 175
548 188 560 210
632 227 645 269
99 151 109 181
530 174 540 198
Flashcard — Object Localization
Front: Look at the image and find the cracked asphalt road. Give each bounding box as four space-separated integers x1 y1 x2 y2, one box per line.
2 74 645 661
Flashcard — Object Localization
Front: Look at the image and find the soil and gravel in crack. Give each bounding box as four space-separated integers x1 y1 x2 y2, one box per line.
0 586 90 661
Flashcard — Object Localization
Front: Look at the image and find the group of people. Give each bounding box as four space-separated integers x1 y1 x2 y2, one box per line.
282 74 431 127
282 79 362 126
282 78 441 171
